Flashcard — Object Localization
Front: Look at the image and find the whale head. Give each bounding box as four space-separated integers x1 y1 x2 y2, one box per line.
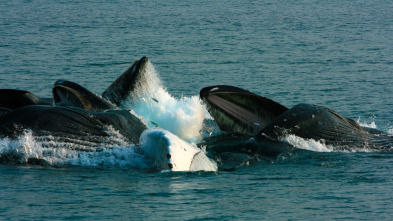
200 85 288 135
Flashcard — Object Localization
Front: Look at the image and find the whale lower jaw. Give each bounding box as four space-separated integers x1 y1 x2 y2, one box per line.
140 128 217 172
0 106 147 146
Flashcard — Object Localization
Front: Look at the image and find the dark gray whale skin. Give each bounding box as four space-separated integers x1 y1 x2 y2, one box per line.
200 85 393 153
0 89 52 111
53 56 151 110
0 105 147 146
0 56 151 147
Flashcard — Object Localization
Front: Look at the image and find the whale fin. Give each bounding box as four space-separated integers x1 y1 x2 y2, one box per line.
200 85 288 135
0 89 52 110
102 56 150 106
53 80 116 111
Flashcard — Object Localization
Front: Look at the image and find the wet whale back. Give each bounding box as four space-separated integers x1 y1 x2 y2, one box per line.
93 109 148 144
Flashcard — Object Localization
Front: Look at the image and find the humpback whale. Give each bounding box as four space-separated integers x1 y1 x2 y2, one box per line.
200 85 393 153
0 56 151 148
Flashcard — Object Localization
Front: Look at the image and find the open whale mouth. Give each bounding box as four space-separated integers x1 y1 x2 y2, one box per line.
53 80 116 111
52 56 151 111
200 85 288 135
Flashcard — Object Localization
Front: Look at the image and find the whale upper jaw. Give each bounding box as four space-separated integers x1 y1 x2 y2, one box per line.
102 56 150 107
200 85 288 136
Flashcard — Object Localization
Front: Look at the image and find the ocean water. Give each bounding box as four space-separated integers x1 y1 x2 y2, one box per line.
1 0 393 220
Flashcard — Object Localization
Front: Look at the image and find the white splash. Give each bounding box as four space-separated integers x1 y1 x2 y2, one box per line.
120 61 207 143
0 130 149 169
281 134 380 153
357 118 393 135
357 118 377 129
388 128 393 135
281 134 334 152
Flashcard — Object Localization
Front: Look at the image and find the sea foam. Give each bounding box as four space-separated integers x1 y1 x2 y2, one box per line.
281 134 334 152
119 61 208 143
